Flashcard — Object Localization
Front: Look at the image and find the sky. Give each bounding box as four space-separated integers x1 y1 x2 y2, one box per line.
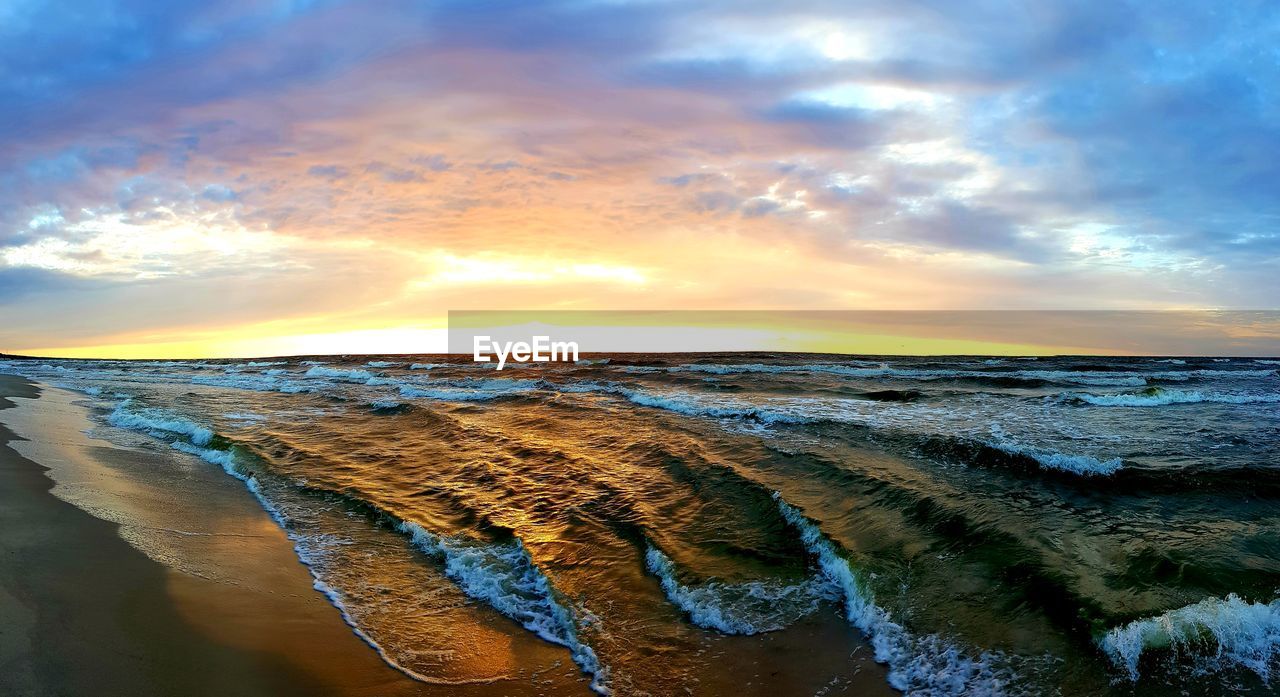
2 0 1278 357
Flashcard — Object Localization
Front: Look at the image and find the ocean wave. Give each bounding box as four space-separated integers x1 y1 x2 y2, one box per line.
774 493 1013 695
113 415 568 688
366 361 398 368
372 376 549 402
621 390 814 424
626 362 1275 387
1067 388 1280 407
172 442 494 686
107 403 214 446
223 412 266 422
1099 593 1280 682
192 374 315 394
858 389 922 402
171 440 244 478
397 384 538 402
981 429 1124 476
305 366 374 381
644 545 835 635
398 521 609 693
633 363 1155 387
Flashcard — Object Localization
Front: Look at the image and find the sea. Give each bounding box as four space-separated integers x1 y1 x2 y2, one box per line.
2 353 1278 696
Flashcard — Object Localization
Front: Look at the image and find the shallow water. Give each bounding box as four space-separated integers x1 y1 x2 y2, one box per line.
4 353 1278 695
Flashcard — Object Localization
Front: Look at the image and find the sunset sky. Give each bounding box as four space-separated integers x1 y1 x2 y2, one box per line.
3 1 1278 357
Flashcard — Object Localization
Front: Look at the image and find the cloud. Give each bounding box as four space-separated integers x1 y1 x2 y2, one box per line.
2 0 1278 353
0 266 103 304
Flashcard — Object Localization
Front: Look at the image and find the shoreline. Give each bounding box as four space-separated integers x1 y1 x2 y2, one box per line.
0 373 898 696
0 375 436 696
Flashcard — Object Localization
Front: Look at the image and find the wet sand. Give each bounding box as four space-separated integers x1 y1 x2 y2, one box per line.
0 374 895 696
0 375 434 696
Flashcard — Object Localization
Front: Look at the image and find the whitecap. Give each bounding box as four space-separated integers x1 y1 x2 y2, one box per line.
1071 389 1280 407
774 494 1013 695
305 366 374 381
107 403 213 446
645 545 835 635
398 521 609 693
1099 593 1280 682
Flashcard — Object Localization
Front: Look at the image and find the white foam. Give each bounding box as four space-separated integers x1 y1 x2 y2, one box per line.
1099 593 1280 682
398 385 524 402
162 433 471 688
645 546 834 634
621 390 812 424
397 521 609 694
107 403 213 446
985 426 1123 476
366 361 398 368
639 363 1274 387
391 377 545 402
305 366 374 381
615 387 951 434
1072 389 1280 407
774 493 1011 695
171 441 244 478
191 373 314 394
641 363 1157 386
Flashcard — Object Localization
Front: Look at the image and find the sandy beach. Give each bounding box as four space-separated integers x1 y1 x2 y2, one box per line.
0 374 438 696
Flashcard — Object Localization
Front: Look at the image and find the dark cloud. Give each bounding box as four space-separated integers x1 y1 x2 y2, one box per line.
0 266 104 303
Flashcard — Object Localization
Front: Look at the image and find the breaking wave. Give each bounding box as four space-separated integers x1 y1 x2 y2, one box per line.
104 401 608 692
1099 594 1280 682
107 402 213 446
983 428 1124 476
644 545 835 635
775 493 1014 695
398 521 609 693
305 366 375 381
1067 388 1280 407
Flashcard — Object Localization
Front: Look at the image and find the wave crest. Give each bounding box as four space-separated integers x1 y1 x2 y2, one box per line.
774 493 1014 695
644 545 835 635
398 521 609 694
1099 594 1280 682
1068 388 1280 407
